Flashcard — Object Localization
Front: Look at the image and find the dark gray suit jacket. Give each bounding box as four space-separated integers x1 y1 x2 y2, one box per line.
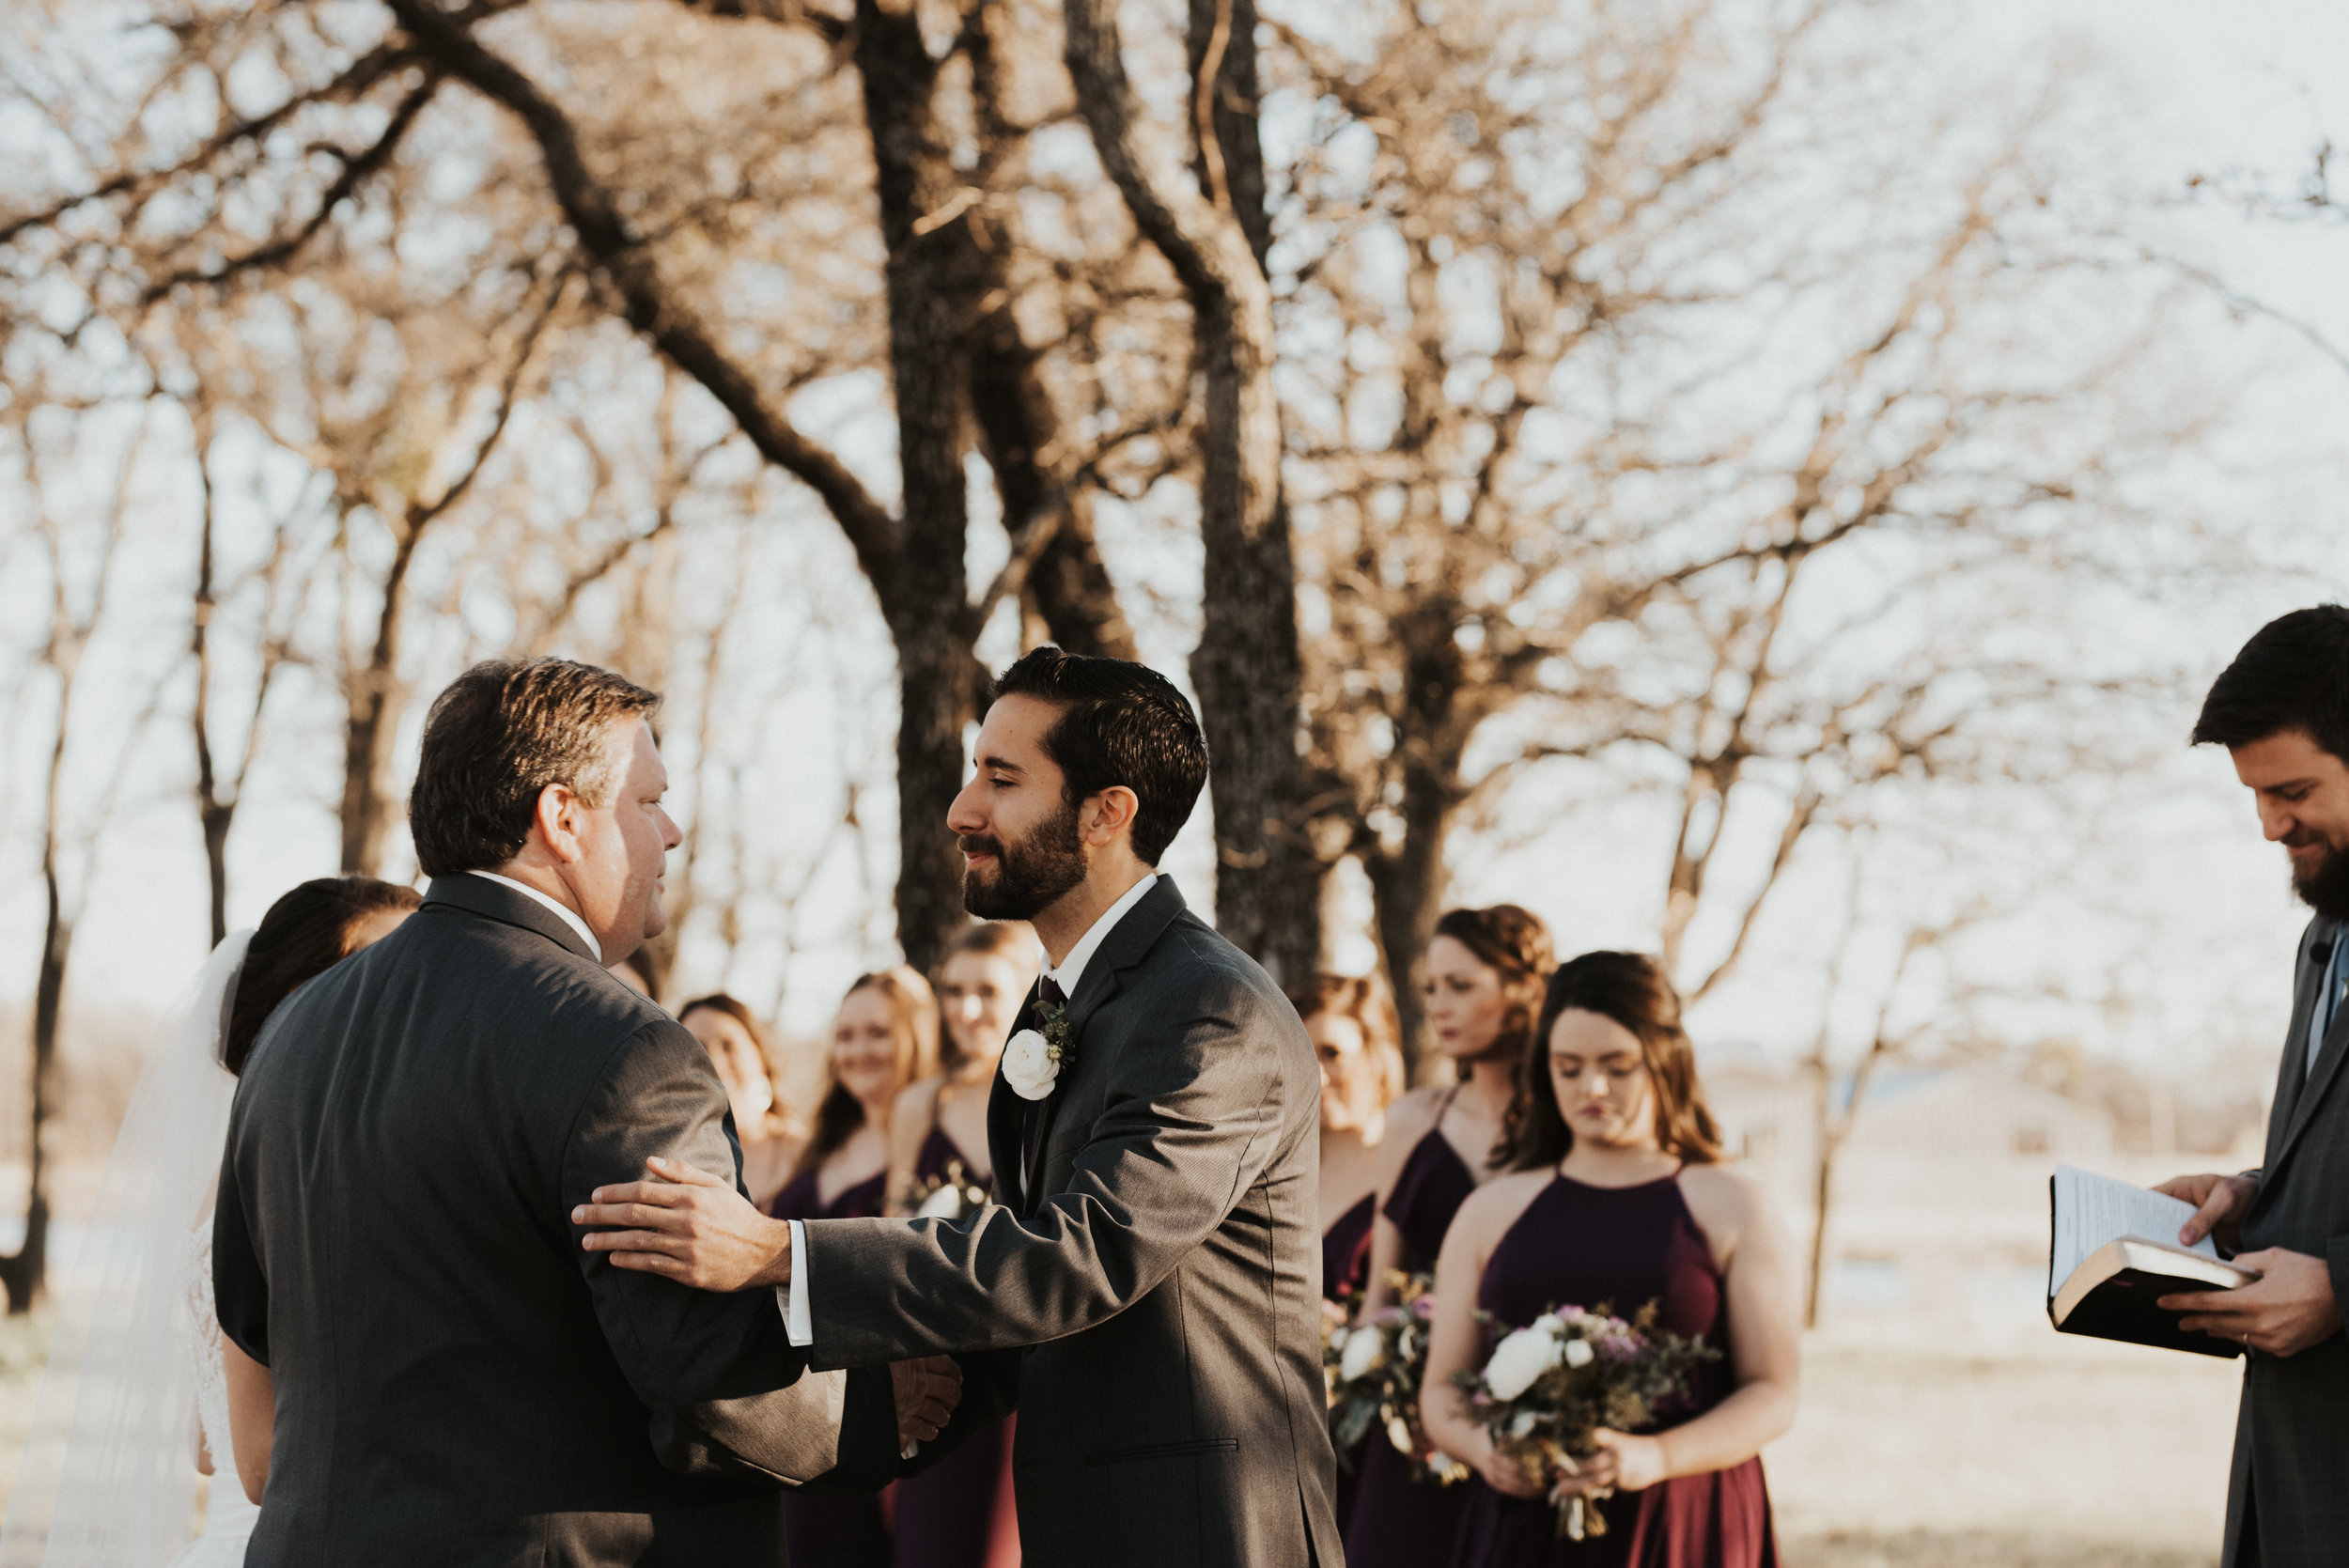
2227 913 2349 1568
213 875 900 1567
799 878 1343 1568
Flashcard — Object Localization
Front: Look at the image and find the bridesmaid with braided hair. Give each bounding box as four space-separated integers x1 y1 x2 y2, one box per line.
1345 906 1554 1568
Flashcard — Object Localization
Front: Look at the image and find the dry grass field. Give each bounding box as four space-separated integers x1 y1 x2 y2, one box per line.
0 1312 2243 1563
1771 1332 2239 1568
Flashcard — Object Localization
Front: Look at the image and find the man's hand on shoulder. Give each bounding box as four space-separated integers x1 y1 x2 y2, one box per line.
2162 1248 2342 1358
2155 1171 2259 1253
575 1157 794 1290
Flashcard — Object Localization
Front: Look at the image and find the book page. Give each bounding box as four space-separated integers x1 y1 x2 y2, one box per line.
2050 1166 2217 1296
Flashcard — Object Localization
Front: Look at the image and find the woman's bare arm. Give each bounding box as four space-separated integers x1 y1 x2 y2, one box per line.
1356 1089 1440 1320
883 1079 941 1215
1419 1174 1549 1497
223 1332 273 1505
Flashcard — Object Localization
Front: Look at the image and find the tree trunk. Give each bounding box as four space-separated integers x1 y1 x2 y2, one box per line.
856 0 988 976
1 714 75 1313
340 516 427 877
1062 0 1313 986
1804 1064 1836 1328
967 303 1139 662
191 443 232 946
1364 754 1459 1082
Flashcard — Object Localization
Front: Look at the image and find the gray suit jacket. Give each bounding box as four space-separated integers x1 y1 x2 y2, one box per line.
2227 914 2349 1568
213 875 900 1567
799 878 1343 1568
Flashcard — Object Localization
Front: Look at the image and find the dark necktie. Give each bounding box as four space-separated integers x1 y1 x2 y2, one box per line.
1019 976 1070 1199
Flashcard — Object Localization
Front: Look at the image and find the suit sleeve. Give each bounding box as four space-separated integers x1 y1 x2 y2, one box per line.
212 1110 268 1366
798 962 1291 1369
565 1020 899 1488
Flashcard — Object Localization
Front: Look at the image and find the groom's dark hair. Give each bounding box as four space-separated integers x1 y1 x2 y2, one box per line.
411 659 661 877
990 646 1207 865
2193 605 2349 761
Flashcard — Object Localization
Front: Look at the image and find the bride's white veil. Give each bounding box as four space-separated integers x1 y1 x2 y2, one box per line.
0 930 252 1567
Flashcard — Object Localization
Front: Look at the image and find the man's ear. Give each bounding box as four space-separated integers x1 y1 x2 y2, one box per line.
532 783 587 864
1081 786 1141 848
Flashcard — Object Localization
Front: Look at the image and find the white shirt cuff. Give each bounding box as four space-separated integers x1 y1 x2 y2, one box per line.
782 1220 814 1346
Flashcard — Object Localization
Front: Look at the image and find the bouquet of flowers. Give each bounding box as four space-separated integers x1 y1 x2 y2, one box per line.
1322 1271 1469 1484
1451 1301 1716 1540
907 1158 989 1221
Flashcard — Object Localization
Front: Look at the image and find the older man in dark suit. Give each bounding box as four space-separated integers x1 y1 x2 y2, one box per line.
214 659 957 1566
580 648 1343 1567
2160 606 2349 1568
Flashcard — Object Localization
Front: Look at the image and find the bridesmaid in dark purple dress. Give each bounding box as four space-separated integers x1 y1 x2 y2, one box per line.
772 966 941 1568
1421 953 1798 1568
1292 972 1409 1305
1292 972 1411 1528
884 924 1038 1568
1346 907 1555 1568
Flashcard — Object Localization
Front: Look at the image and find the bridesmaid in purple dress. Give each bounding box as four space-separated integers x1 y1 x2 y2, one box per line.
1422 953 1799 1567
884 924 1039 1568
1295 972 1408 1305
1293 972 1410 1527
1346 907 1555 1568
771 967 941 1568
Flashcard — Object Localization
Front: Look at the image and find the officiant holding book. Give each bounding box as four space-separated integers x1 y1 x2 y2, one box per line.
2157 605 2349 1568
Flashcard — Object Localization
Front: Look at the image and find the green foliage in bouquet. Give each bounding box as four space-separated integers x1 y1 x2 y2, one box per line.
1322 1270 1469 1485
1452 1300 1717 1540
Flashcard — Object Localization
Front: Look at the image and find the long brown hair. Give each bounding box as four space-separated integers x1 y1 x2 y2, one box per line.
226 877 422 1075
1497 950 1723 1171
1431 904 1554 1068
1286 972 1407 1111
795 967 940 1179
678 992 786 1126
933 922 1036 1075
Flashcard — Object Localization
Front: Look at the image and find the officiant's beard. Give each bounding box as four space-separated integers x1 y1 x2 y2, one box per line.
961 802 1087 921
2292 834 2349 923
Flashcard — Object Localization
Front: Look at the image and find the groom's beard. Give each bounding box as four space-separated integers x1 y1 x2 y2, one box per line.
2292 832 2349 923
961 802 1087 921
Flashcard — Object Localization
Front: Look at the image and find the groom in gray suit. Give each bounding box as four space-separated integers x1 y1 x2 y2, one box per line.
215 659 957 1565
579 647 1343 1567
2159 606 2349 1568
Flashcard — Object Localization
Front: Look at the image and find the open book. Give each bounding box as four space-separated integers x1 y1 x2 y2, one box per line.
2047 1166 2255 1358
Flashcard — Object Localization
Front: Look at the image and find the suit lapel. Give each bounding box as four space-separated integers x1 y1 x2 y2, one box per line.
2264 919 2342 1184
988 980 1047 1216
1012 878 1190 1214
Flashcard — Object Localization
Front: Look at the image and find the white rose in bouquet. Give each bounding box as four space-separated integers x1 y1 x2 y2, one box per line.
1563 1337 1595 1369
916 1182 970 1220
1002 1028 1059 1100
1340 1324 1386 1383
1482 1323 1563 1402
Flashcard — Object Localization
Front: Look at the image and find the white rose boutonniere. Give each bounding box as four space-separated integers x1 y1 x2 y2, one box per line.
1003 1030 1058 1100
1002 991 1076 1102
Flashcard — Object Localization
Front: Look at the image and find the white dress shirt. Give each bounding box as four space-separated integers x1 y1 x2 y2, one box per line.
468 870 603 962
783 874 1161 1349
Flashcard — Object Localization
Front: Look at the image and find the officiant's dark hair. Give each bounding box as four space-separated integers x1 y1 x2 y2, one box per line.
411 659 661 877
226 877 421 1075
1497 951 1723 1171
988 647 1207 865
2193 605 2349 761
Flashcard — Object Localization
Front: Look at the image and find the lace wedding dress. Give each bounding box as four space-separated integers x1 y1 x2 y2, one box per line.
176 1223 258 1565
